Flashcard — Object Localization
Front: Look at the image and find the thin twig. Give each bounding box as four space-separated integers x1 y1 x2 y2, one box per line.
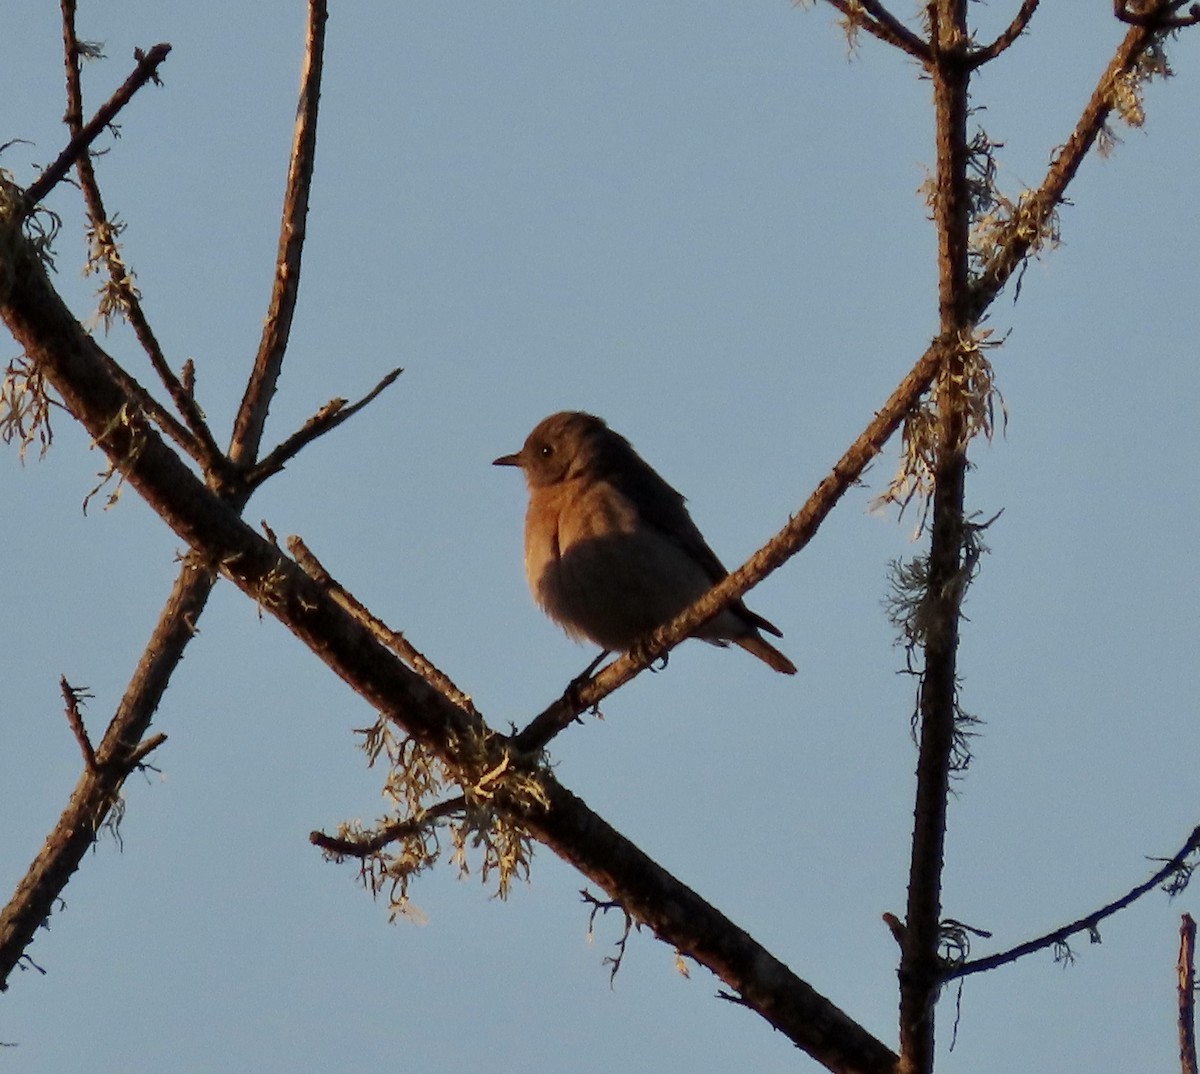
823 0 933 61
23 43 171 210
1181 914 1198 1074
288 536 478 717
945 825 1200 981
59 677 97 772
310 795 467 857
967 0 1040 67
244 367 403 489
228 0 328 467
58 2 225 475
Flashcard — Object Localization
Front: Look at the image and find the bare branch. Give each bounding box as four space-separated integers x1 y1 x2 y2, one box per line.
967 0 1040 67
0 562 214 990
945 825 1200 981
23 43 171 210
244 366 403 490
288 535 477 717
822 0 933 61
59 677 97 772
228 0 328 467
57 2 225 475
1181 914 1198 1074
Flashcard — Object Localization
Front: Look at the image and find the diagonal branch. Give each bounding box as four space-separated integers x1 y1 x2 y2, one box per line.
228 0 328 467
969 15 1181 315
289 534 477 717
244 366 403 489
0 561 211 990
23 42 171 211
967 0 1040 67
944 825 1200 981
822 0 933 61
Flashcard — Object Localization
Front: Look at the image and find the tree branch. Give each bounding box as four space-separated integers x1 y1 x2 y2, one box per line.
23 42 171 211
243 366 403 490
228 0 328 467
944 825 1200 981
967 0 1040 67
0 561 213 990
897 5 972 1073
969 15 1186 316
822 0 933 61
288 534 477 717
310 795 468 857
1181 913 1198 1074
56 1 227 477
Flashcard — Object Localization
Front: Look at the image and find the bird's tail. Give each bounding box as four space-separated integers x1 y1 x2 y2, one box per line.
735 633 797 675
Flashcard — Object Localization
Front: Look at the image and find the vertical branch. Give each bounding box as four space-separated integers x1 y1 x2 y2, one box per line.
1181 914 1198 1074
898 3 972 1073
228 0 328 467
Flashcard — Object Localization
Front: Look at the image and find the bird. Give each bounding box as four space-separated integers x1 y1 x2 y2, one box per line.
493 411 796 675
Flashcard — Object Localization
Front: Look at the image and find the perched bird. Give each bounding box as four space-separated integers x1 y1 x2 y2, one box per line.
493 411 796 674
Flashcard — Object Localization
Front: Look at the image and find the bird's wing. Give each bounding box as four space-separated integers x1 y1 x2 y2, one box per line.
605 444 731 585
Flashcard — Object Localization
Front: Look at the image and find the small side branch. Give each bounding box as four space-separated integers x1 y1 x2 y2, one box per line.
288 536 477 717
228 0 328 467
967 0 1040 67
244 367 402 489
59 677 96 772
1180 914 1198 1074
310 795 467 857
823 0 933 61
23 43 171 211
581 888 636 984
945 825 1200 981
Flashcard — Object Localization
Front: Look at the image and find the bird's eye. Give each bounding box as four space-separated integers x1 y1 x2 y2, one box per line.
539 443 554 458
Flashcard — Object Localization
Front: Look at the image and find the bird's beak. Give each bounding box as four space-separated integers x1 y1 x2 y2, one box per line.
492 452 522 468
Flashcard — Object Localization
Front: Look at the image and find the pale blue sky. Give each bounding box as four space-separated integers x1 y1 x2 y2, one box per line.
2 3 1198 1072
